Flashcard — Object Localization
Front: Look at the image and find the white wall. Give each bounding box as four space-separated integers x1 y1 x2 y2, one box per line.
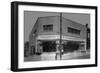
0 0 99 73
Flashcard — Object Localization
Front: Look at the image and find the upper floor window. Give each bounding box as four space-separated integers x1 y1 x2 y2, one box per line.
43 24 53 31
68 27 80 35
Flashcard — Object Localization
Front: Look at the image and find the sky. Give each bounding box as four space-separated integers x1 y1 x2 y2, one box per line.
24 11 90 42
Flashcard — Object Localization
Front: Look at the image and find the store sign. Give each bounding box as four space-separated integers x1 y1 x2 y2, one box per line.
62 36 85 41
37 35 60 40
37 35 85 41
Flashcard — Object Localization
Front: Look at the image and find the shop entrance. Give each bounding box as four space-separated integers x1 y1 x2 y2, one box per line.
42 41 56 52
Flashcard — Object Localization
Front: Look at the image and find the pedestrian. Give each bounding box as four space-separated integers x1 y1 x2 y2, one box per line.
55 45 60 60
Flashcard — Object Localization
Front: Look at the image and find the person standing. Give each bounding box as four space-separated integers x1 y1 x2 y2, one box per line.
55 44 60 60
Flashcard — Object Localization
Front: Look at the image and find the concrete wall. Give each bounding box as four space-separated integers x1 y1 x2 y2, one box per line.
29 18 39 47
62 17 86 39
37 16 60 35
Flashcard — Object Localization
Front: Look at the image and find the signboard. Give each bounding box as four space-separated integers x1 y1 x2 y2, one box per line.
37 35 60 40
37 35 85 42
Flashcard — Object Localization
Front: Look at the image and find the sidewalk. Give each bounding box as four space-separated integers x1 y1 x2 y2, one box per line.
41 52 55 61
24 55 41 62
62 50 90 60
24 50 90 62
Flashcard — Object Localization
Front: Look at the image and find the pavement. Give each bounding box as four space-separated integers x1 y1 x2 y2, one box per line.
24 50 90 62
62 50 90 60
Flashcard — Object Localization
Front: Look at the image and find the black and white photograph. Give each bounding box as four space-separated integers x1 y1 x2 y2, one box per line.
11 1 97 71
24 11 90 62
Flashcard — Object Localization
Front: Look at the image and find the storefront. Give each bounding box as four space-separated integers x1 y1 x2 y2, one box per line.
35 35 86 54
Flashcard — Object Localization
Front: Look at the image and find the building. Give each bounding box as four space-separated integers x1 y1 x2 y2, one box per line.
28 16 88 55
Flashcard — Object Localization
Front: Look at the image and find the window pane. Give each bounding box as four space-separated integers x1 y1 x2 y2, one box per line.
43 24 53 31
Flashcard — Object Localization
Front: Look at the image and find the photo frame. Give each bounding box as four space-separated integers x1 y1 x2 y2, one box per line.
11 1 98 72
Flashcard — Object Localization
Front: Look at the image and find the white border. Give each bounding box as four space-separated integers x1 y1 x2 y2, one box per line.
18 5 95 68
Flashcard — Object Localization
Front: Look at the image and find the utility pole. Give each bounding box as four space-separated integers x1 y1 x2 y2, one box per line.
59 13 62 60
